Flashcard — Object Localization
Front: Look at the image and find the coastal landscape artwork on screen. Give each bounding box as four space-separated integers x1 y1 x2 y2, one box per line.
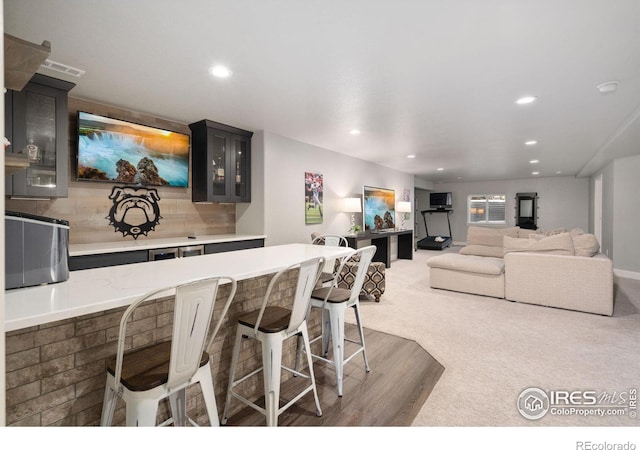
77 112 190 187
363 186 395 230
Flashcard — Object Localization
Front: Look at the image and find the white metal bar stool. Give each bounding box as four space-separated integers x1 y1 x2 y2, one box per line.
307 245 376 397
221 257 324 426
311 233 349 287
100 276 237 426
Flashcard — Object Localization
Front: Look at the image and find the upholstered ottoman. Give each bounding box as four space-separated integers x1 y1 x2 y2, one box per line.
427 253 505 298
335 256 386 302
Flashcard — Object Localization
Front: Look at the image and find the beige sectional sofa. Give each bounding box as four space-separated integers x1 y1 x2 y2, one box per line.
427 226 614 316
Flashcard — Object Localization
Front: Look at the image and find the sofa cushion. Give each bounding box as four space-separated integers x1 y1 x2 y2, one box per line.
503 233 575 256
518 229 544 239
572 233 600 257
569 227 585 237
467 226 519 247
459 244 504 258
427 253 504 275
543 227 568 236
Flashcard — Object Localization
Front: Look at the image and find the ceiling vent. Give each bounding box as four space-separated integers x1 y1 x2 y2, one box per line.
41 59 86 77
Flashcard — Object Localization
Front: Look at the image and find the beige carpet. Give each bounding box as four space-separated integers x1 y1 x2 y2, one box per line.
348 247 640 426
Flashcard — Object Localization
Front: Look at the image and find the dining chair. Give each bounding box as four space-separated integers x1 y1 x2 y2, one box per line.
100 275 237 426
221 257 324 426
310 232 350 286
307 245 376 396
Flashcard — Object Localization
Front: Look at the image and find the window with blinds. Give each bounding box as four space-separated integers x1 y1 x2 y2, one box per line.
468 194 506 224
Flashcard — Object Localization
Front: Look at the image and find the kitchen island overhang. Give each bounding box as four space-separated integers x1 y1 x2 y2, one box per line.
5 243 352 332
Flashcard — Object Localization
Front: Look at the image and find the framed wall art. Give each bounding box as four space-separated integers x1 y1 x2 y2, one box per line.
305 172 323 224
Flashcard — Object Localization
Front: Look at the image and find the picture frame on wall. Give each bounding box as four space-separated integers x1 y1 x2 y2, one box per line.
305 172 323 224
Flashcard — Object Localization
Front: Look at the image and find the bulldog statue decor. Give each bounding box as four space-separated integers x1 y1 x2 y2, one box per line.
107 186 162 239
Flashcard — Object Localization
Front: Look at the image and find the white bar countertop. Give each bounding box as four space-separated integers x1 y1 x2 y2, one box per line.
5 243 351 332
69 234 266 256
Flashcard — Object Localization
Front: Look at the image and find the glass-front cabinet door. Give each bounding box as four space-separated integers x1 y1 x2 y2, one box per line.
231 134 251 202
6 74 74 198
208 129 228 200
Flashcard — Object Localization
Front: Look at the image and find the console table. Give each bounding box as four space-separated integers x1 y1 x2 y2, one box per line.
345 229 413 268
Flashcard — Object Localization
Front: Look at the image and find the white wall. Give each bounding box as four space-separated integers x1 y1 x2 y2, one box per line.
589 155 640 275
414 176 434 191
239 131 415 246
414 188 431 241
613 155 640 273
431 176 589 244
590 161 615 259
236 130 265 236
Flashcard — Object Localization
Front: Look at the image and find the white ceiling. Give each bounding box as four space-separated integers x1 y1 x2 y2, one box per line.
5 0 640 182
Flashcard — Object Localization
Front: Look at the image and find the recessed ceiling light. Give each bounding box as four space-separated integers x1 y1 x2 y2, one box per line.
529 159 539 164
436 168 444 171
597 81 619 94
532 171 540 175
209 65 232 78
516 96 537 105
556 171 562 174
525 140 537 146
349 129 361 135
407 154 416 159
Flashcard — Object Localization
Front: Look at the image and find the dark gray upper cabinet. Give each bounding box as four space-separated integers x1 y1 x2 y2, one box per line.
189 119 252 203
5 74 75 198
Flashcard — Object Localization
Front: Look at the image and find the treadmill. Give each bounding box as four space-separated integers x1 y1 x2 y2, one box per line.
417 209 453 250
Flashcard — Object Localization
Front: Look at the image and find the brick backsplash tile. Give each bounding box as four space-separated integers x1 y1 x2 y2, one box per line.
156 311 173 328
76 373 106 398
41 331 106 361
6 325 38 337
75 341 118 367
7 386 75 424
75 404 103 427
39 317 76 329
41 402 74 426
71 389 105 416
75 310 123 336
6 332 36 354
130 324 172 349
8 414 42 427
6 348 40 372
34 323 76 347
105 325 120 342
132 298 168 321
123 316 156 336
6 355 74 390
42 360 105 395
40 355 77 378
6 380 41 406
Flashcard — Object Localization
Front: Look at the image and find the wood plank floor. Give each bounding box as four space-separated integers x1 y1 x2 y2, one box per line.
223 324 444 426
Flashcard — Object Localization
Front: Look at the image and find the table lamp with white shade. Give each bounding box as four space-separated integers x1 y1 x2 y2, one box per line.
343 197 362 232
396 201 412 229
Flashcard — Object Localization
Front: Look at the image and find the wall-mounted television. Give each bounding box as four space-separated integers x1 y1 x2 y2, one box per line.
363 186 395 230
76 111 190 187
430 192 452 210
